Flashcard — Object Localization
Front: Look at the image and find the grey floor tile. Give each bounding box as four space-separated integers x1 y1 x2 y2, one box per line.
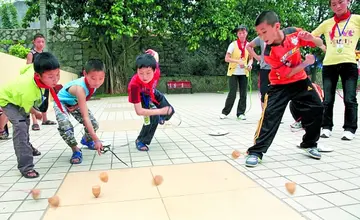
0 177 21 184
324 179 358 191
343 189 360 201
308 172 338 182
0 213 11 220
313 207 359 220
132 161 153 167
9 210 44 220
10 182 37 191
301 182 337 194
17 199 48 212
273 167 301 176
36 180 62 189
341 204 360 219
285 174 318 184
26 189 57 200
301 211 322 220
282 198 307 212
90 164 112 170
329 170 359 179
263 176 291 187
346 177 360 187
0 201 22 213
252 170 280 178
267 188 288 199
276 185 313 197
190 157 211 163
320 192 359 206
151 160 173 166
294 195 334 210
0 191 29 202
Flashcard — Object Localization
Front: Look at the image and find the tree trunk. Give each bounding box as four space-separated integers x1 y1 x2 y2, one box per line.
40 0 47 49
101 36 141 94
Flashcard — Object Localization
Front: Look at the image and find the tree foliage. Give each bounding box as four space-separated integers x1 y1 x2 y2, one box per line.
21 0 359 93
0 2 19 29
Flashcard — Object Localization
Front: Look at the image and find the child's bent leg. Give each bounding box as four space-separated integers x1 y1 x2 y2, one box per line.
71 108 99 143
246 86 289 166
293 82 324 148
137 115 159 148
55 106 77 147
154 90 175 121
2 104 37 177
54 104 82 163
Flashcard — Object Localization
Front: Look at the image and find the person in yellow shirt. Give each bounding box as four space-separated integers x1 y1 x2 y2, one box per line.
220 25 253 120
311 0 359 141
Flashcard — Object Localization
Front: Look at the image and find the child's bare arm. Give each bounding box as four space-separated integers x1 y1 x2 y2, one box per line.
246 40 261 62
133 103 171 116
30 107 42 120
68 85 99 142
225 53 244 67
286 54 315 78
26 53 33 64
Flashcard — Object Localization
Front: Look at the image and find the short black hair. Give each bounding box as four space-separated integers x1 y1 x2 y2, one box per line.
33 52 60 75
255 10 280 27
84 59 105 73
33 33 45 40
135 54 156 70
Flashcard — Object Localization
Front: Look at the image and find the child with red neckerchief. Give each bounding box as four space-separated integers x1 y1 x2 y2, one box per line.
128 49 174 151
219 25 253 121
0 52 62 178
54 59 106 164
312 0 360 141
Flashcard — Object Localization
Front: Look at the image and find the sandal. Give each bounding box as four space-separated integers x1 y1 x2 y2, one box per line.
136 140 149 151
30 144 41 156
22 169 39 179
42 120 57 125
70 150 83 164
32 124 40 131
159 116 165 125
32 148 41 156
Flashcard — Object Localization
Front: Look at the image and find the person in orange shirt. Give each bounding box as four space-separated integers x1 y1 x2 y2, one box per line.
244 11 325 167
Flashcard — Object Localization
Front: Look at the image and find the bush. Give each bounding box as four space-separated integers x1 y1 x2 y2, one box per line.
9 44 30 59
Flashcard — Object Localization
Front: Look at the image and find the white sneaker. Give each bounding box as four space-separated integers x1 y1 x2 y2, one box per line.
317 143 334 152
320 129 331 138
237 114 246 120
341 131 355 141
219 114 226 119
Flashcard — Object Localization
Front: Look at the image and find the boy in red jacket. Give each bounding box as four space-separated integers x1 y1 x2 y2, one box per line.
245 11 327 167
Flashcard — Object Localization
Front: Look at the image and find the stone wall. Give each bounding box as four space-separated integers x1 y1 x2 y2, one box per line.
0 27 90 74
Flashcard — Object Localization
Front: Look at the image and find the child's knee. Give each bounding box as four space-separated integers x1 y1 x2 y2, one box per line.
58 120 74 134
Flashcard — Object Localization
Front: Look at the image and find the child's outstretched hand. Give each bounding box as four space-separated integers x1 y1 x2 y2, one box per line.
94 141 103 156
298 31 314 41
146 49 159 62
304 54 315 65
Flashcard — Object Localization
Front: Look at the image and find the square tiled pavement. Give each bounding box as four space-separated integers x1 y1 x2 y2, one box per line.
0 92 359 220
